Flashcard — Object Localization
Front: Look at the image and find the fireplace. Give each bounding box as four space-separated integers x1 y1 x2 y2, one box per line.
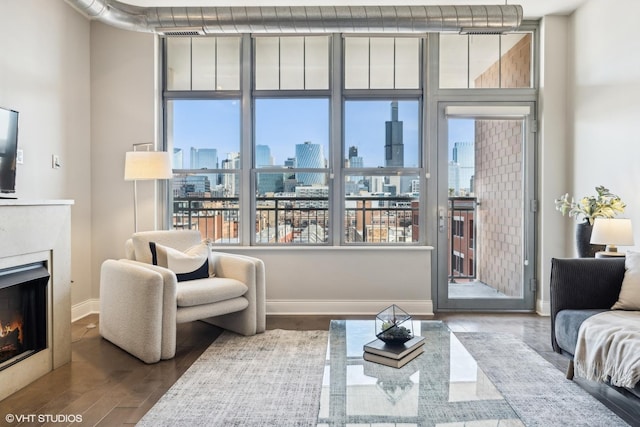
0 263 49 371
0 200 72 400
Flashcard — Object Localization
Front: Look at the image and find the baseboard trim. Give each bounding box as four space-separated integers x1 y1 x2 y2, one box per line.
72 298 100 322
536 299 550 316
266 299 434 316
72 298 435 321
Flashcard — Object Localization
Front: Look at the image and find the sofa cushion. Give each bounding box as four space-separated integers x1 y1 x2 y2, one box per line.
612 251 640 310
176 277 248 307
150 242 211 282
555 309 609 356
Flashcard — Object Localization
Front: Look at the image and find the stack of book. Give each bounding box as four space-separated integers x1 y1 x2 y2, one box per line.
363 335 425 368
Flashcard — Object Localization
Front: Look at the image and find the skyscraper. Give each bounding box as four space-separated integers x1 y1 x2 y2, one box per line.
384 101 404 168
190 147 218 169
295 141 325 186
190 147 219 194
348 145 363 169
452 141 474 194
255 144 273 168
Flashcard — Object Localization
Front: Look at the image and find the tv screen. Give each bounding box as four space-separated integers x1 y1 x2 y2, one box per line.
0 107 19 194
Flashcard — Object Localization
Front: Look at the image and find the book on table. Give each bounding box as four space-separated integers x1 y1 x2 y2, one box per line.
363 345 424 368
363 335 425 360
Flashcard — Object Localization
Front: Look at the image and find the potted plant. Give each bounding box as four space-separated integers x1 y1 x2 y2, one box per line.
555 186 626 257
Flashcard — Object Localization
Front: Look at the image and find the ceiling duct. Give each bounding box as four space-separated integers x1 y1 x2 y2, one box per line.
66 0 523 34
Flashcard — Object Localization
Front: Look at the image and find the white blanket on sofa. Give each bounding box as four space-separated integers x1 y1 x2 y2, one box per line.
574 310 640 388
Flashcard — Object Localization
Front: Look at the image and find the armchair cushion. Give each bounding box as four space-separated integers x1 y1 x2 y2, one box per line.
131 230 202 264
613 251 640 310
150 241 212 282
176 278 248 307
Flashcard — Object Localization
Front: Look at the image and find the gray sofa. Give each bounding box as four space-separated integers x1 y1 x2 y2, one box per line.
550 257 640 399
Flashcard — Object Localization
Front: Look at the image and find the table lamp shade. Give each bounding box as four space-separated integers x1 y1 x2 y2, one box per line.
590 218 634 246
124 151 173 181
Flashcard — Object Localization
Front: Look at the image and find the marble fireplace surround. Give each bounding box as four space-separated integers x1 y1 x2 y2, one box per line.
0 200 73 401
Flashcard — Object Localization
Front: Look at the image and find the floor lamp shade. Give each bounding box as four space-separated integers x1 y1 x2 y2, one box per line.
124 151 173 181
124 151 173 232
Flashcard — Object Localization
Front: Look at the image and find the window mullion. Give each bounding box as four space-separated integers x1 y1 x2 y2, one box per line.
241 33 253 246
330 33 343 246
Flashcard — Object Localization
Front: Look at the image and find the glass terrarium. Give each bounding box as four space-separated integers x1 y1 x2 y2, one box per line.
375 304 413 344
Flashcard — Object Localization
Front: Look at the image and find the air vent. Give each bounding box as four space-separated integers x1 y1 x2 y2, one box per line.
459 28 509 35
156 27 205 37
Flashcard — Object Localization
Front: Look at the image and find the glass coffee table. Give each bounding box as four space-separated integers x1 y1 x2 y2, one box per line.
317 320 524 426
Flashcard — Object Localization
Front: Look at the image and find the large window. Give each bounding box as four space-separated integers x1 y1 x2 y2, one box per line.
343 100 420 243
163 29 536 246
167 99 242 243
254 98 330 244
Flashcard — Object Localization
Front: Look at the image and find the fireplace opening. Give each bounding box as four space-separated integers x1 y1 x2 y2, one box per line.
0 262 49 371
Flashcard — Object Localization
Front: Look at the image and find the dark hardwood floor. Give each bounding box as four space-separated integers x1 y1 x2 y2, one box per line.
0 313 635 426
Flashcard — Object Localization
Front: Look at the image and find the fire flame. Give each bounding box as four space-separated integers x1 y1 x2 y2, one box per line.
0 317 23 343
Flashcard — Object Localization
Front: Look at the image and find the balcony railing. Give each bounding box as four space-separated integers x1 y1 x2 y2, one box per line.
172 195 418 244
173 197 240 243
448 196 477 282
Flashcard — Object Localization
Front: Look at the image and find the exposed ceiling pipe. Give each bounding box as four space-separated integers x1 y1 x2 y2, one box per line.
66 0 523 35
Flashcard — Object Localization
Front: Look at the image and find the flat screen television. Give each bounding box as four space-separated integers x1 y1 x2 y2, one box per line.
0 107 19 195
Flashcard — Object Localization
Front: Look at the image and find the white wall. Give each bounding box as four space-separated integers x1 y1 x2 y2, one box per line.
0 1 92 307
90 22 156 301
225 248 433 315
567 0 640 252
537 15 570 314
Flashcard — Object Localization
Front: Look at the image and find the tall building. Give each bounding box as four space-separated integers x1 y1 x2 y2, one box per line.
452 141 474 194
295 141 325 185
190 147 218 169
384 101 404 168
347 145 363 169
255 144 273 168
173 148 183 169
190 147 219 195
221 152 240 196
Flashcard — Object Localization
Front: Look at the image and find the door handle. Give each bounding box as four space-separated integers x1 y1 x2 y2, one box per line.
439 207 445 232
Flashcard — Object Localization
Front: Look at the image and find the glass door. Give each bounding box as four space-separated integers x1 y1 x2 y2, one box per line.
436 103 536 311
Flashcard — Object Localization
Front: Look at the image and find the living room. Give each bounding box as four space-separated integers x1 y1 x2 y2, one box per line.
1 0 639 425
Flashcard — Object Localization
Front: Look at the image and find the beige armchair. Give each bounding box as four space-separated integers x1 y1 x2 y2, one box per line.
99 230 266 363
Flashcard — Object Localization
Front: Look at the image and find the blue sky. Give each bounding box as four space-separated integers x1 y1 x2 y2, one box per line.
170 99 472 168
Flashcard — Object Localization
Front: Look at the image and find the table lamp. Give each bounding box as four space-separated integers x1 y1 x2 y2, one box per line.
590 218 634 258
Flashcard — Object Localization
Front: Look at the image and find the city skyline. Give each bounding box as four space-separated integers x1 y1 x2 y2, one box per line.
169 98 422 170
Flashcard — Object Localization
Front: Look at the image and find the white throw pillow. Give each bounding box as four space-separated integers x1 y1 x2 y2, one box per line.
612 251 640 310
149 242 213 282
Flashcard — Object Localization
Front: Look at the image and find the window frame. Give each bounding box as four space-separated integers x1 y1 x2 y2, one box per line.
161 24 537 247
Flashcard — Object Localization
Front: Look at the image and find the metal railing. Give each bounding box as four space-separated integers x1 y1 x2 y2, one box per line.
172 195 418 244
448 196 477 282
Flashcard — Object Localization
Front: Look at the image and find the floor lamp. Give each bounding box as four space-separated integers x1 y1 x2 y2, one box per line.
124 145 173 232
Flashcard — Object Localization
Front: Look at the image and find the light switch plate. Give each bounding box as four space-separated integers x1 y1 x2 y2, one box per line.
52 154 61 169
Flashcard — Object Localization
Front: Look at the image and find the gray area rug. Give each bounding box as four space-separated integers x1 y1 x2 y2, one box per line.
138 328 628 426
457 332 628 427
137 329 328 427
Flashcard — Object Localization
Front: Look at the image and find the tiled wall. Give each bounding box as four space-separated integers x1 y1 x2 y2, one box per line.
473 35 530 297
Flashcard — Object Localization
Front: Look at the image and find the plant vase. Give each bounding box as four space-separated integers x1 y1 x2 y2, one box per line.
575 221 605 258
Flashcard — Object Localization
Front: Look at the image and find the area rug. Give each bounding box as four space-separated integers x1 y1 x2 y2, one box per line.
456 332 629 426
137 329 328 427
139 329 628 426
